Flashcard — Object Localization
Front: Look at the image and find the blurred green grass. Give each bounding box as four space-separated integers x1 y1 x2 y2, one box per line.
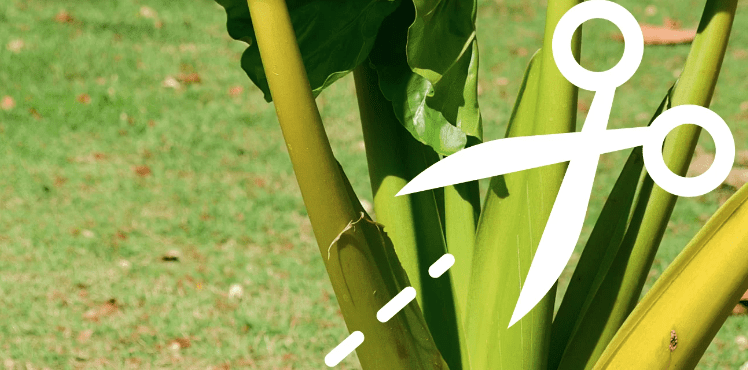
0 0 746 369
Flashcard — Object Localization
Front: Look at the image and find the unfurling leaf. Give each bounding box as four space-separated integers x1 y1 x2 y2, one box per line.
368 0 481 155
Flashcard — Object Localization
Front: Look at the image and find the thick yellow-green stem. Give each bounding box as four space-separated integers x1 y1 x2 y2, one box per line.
248 1 447 368
556 1 737 369
354 64 463 369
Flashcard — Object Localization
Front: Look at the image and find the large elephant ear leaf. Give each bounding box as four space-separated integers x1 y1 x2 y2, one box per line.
215 0 400 102
409 0 482 141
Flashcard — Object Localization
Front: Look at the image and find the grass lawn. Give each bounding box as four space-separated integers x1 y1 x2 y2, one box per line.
0 0 747 368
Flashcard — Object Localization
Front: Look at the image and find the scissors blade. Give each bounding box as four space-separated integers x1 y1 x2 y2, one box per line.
507 89 616 327
507 151 600 327
397 132 588 196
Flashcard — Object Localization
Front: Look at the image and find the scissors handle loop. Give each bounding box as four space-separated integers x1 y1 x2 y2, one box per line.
552 0 644 92
644 105 735 197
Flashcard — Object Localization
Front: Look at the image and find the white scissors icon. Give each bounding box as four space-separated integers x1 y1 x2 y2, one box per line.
397 0 735 327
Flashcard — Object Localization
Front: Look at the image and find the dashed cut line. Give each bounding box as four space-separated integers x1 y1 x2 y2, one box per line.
428 253 455 278
324 331 365 367
377 287 417 323
324 254 457 366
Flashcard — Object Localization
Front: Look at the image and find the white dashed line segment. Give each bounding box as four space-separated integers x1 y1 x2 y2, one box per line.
325 254 459 366
428 253 455 278
324 331 364 367
376 287 417 323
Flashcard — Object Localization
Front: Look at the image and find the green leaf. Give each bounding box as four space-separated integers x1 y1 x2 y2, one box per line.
244 0 449 366
466 0 581 367
354 63 463 370
594 183 748 369
426 41 482 140
407 0 476 84
215 0 399 101
368 1 467 155
466 50 544 370
336 168 451 370
367 0 481 155
555 1 738 368
549 88 672 370
443 149 481 323
408 0 481 139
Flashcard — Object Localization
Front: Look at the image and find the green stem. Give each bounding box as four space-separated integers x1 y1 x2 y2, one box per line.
444 138 481 320
549 88 673 370
556 1 738 369
406 139 464 370
520 0 582 364
466 0 583 359
465 50 540 367
354 63 462 369
248 1 447 368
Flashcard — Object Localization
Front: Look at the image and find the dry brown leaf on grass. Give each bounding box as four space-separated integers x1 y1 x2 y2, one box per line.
177 72 201 85
511 47 529 57
28 108 42 120
662 16 682 30
54 176 67 187
228 86 243 97
689 147 748 189
733 290 748 316
737 150 748 166
695 142 747 191
688 147 715 177
725 168 748 189
732 303 746 315
207 363 231 370
235 358 257 367
83 299 119 322
167 337 191 350
741 290 748 302
1 96 15 111
54 10 75 24
133 165 151 177
612 24 696 45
